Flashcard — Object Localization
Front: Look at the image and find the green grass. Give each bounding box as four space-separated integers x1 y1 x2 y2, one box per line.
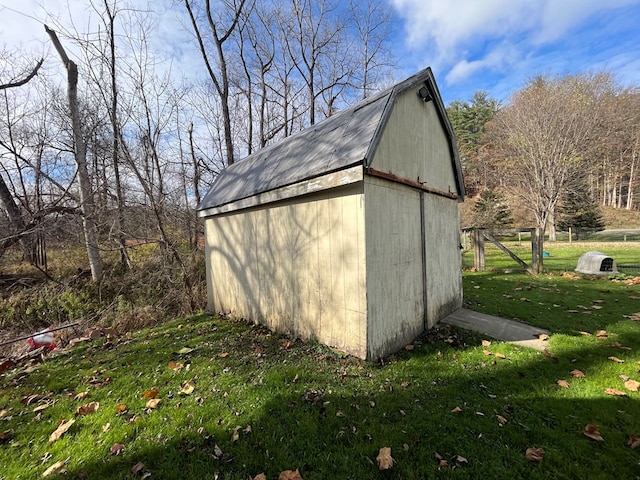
1 246 640 479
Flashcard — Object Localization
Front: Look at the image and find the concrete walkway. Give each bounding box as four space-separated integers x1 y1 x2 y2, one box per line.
442 308 550 351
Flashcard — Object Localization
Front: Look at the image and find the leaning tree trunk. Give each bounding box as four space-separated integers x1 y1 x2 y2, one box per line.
45 25 103 282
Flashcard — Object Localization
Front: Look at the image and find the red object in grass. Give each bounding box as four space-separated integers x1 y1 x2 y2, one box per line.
26 329 57 351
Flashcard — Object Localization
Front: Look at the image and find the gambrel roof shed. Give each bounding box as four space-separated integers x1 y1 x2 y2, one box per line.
198 67 466 360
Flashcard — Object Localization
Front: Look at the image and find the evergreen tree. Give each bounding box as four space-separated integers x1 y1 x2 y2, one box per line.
472 188 513 230
557 188 604 237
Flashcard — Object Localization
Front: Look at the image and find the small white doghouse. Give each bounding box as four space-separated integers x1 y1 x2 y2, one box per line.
575 251 618 275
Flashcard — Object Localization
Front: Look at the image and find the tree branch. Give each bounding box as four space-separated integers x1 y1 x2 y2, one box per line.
0 58 44 90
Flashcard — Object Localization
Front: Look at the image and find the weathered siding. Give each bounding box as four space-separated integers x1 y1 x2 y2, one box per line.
204 184 368 358
372 85 458 195
422 194 463 326
364 176 424 360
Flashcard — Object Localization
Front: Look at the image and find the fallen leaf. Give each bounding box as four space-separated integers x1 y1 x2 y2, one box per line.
111 443 125 455
75 402 100 416
434 452 448 467
451 406 462 413
278 469 303 480
604 388 627 396
42 459 68 477
21 394 42 405
0 429 14 442
146 398 161 409
482 350 492 356
49 419 75 442
525 447 545 463
219 352 229 358
596 330 608 338
0 359 16 373
543 349 559 362
178 380 195 396
0 409 8 418
376 447 394 470
494 353 507 359
579 331 592 336
232 425 242 442
624 379 640 392
142 388 159 399
456 455 468 464
496 415 508 425
33 402 53 413
608 356 624 363
481 340 491 347
168 361 184 371
570 369 586 378
254 474 267 480
557 380 570 389
131 461 145 475
583 424 604 441
102 423 111 433
74 391 90 401
177 347 193 354
536 333 550 341
628 435 640 449
404 344 414 351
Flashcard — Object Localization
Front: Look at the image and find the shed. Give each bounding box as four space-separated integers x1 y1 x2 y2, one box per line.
575 251 618 275
197 67 466 360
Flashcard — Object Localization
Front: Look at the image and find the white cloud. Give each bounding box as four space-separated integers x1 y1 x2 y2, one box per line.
389 0 640 87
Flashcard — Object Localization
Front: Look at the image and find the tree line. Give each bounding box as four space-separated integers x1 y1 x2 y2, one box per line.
1 0 639 289
0 0 394 284
448 73 640 238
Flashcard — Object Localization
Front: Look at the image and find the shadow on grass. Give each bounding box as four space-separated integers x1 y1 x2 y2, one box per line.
50 327 640 480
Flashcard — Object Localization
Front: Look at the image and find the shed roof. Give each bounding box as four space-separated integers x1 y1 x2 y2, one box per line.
198 67 464 215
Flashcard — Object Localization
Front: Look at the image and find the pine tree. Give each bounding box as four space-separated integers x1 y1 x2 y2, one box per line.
472 188 513 230
557 188 604 238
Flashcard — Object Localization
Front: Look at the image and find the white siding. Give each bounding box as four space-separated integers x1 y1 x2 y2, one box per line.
364 176 424 360
373 85 459 195
204 184 368 358
423 194 463 326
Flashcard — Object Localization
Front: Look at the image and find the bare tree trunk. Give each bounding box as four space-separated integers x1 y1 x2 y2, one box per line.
45 25 103 282
104 1 132 271
627 147 636 210
184 0 247 166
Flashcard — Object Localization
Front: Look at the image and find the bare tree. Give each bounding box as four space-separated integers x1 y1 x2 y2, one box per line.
280 0 354 125
348 0 394 99
485 73 615 269
184 0 248 166
45 25 103 282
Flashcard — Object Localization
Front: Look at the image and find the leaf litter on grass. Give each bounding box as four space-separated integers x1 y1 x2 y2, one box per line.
3 305 640 479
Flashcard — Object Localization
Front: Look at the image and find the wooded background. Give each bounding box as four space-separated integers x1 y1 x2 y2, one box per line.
1 0 638 286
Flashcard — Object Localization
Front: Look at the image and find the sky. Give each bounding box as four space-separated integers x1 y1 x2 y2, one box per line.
390 0 640 103
1 0 639 105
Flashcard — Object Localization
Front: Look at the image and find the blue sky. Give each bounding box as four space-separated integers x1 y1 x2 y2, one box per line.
2 0 639 106
389 0 640 104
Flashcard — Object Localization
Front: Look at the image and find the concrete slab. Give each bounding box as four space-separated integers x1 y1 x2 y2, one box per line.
442 308 550 351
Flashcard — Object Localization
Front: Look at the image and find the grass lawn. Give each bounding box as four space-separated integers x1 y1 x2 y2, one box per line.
1 243 639 479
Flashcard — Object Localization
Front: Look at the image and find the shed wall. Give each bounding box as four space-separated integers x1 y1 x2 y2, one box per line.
422 194 464 325
203 184 368 358
364 176 424 360
373 85 458 195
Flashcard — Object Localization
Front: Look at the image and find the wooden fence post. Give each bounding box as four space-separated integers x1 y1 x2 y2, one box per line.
531 227 544 274
474 229 485 271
